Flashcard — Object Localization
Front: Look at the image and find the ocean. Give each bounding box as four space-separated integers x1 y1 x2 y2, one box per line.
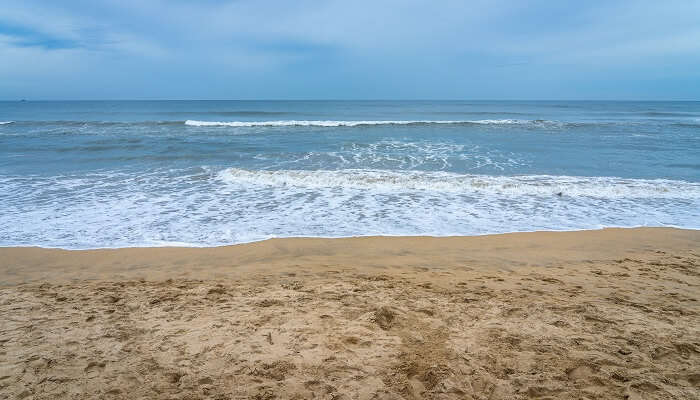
1 100 698 249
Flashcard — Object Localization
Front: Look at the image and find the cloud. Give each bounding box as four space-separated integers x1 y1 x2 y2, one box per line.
0 0 698 99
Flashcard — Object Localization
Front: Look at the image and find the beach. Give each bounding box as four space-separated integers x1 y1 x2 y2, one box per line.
3 0 700 398
1 227 698 399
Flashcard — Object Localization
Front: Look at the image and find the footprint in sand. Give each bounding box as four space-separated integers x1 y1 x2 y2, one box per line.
566 365 595 380
84 361 106 378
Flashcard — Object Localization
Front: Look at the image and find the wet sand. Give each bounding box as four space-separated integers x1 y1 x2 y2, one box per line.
0 228 698 399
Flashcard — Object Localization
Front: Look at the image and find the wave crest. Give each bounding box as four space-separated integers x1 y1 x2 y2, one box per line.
184 119 562 127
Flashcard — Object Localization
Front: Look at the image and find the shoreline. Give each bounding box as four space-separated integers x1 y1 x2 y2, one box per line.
1 227 698 399
2 225 698 252
1 228 698 286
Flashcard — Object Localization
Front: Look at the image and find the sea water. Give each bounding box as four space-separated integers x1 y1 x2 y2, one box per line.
1 100 698 248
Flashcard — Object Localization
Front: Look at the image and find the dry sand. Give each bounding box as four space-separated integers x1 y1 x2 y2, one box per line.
0 227 698 399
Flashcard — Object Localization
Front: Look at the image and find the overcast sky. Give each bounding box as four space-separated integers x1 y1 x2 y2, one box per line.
1 0 699 100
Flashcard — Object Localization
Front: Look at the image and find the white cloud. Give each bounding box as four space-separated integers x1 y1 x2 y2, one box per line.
1 0 698 98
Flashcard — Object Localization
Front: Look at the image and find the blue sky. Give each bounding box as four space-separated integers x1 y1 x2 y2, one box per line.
1 0 699 100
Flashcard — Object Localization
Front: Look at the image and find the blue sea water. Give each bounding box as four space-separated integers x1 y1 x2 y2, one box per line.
1 100 698 248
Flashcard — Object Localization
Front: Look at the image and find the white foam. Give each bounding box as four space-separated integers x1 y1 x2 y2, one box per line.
0 121 14 125
1 168 698 249
218 168 700 199
184 119 554 127
259 140 523 172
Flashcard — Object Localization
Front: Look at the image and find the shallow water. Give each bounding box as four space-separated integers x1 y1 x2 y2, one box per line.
1 100 698 248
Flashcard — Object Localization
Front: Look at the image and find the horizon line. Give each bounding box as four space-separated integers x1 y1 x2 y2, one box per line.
2 99 699 102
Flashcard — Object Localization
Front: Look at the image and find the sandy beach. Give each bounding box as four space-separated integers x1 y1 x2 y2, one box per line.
0 227 698 399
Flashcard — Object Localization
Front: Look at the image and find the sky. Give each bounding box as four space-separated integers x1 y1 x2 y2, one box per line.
1 0 699 100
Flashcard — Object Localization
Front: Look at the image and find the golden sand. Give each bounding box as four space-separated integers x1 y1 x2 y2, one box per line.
0 228 698 399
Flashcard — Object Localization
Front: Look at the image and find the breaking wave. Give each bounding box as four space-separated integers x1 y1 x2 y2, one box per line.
2 167 698 249
184 119 565 127
218 168 700 199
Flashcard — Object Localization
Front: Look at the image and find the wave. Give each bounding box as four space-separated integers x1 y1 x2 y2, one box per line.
427 111 535 116
218 168 700 199
640 111 699 117
254 140 525 172
184 119 565 127
2 120 184 127
162 111 295 117
4 118 697 129
3 167 698 249
672 121 700 128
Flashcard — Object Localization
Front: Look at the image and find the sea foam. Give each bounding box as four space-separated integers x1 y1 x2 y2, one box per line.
2 168 698 249
218 168 700 199
184 119 559 127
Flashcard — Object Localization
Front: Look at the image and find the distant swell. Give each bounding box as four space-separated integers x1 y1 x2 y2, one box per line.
1 120 184 127
164 111 295 117
184 119 563 127
640 111 699 117
2 118 694 128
